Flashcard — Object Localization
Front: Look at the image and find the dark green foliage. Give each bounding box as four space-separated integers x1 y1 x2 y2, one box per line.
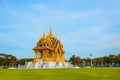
18 58 33 65
0 53 17 67
82 54 120 67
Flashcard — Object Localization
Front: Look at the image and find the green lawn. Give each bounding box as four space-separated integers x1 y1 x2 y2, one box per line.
0 68 120 80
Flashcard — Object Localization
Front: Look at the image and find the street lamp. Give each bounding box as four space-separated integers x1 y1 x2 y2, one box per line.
90 54 92 67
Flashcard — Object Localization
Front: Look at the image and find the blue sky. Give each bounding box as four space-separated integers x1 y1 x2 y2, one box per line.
0 0 120 59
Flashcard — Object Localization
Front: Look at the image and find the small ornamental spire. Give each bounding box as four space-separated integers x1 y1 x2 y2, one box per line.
49 25 53 37
43 32 47 39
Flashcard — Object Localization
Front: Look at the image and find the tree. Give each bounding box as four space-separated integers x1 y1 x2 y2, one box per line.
68 55 75 64
0 53 17 67
73 56 81 66
18 58 34 65
85 58 91 66
68 55 81 66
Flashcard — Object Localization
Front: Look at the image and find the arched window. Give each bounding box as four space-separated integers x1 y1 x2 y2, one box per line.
39 44 42 47
58 49 60 53
43 43 45 46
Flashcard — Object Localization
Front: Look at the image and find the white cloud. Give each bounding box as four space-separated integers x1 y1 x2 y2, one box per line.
62 24 120 52
29 3 106 21
47 9 105 21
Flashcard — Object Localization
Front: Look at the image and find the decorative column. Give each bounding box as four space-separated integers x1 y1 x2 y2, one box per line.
34 51 37 59
34 51 38 63
42 50 45 58
39 52 41 59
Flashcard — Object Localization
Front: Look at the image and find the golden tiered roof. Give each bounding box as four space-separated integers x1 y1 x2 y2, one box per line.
33 28 63 51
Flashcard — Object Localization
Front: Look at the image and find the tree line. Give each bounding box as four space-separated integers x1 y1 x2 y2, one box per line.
0 53 33 68
68 54 120 67
0 53 120 68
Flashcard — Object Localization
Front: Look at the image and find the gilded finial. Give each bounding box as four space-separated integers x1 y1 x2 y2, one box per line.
49 24 53 37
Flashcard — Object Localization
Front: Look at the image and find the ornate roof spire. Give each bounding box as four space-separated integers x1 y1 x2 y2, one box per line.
49 24 53 37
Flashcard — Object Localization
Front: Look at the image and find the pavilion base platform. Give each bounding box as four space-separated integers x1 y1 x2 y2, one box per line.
26 60 73 69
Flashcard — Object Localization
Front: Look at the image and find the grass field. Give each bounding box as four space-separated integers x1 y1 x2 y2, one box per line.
0 68 120 80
